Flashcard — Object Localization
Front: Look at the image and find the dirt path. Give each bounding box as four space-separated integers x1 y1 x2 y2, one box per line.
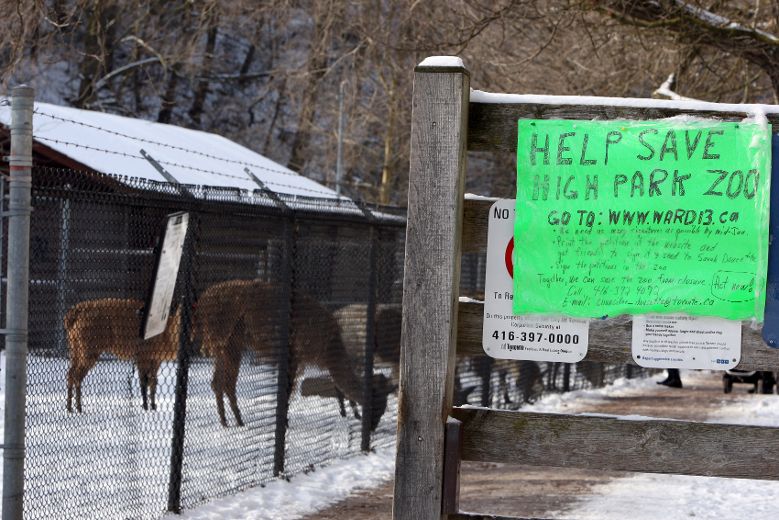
302 371 759 519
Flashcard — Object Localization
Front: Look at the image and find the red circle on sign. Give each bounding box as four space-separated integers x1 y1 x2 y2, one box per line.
505 237 514 278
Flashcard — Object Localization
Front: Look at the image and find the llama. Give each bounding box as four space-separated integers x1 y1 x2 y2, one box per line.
333 303 402 382
64 298 181 413
192 279 396 429
331 304 401 418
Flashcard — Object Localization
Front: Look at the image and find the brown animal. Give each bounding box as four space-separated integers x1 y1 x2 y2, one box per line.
193 279 396 429
330 304 402 418
65 298 181 413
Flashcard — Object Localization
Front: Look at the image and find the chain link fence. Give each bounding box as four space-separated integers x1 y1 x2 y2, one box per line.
14 166 649 519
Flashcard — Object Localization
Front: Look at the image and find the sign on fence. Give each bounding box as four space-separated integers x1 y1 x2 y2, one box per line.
483 199 588 361
142 212 189 339
631 314 742 369
513 119 771 320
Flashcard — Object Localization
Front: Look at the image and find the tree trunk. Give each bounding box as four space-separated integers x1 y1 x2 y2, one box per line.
157 66 180 123
189 21 219 127
74 3 116 108
286 8 335 172
379 80 397 205
262 78 287 153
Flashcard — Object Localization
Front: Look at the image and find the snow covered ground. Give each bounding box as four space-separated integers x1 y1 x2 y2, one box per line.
530 372 779 520
2 352 395 520
171 370 779 520
3 358 779 519
166 446 396 520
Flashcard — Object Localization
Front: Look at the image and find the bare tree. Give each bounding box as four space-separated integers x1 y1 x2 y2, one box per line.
593 1 779 100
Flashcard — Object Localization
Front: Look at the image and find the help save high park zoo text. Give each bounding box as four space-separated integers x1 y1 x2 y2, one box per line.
527 126 758 230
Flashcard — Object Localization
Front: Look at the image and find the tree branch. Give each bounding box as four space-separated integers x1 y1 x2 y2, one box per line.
596 0 779 96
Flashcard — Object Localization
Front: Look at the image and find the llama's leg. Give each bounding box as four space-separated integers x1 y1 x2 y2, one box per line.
499 368 512 404
335 387 347 417
72 356 97 413
149 367 159 411
139 370 150 411
211 351 228 427
66 361 78 413
349 400 360 419
225 347 243 427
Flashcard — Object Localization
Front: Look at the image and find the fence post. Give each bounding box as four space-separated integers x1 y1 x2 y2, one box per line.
360 212 379 452
478 357 493 407
2 85 34 520
392 61 469 520
563 363 571 392
166 217 197 513
273 215 296 477
55 190 70 350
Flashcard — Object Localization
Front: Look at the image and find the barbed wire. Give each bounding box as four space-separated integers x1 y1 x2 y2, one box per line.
32 135 343 198
32 108 309 181
32 165 394 219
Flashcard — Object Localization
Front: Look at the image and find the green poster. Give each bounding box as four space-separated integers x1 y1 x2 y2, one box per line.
513 119 771 320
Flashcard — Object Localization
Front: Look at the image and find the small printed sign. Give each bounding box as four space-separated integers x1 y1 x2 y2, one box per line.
483 199 589 361
143 212 189 340
631 314 741 370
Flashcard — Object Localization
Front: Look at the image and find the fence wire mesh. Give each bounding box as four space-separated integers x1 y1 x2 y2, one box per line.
17 166 647 519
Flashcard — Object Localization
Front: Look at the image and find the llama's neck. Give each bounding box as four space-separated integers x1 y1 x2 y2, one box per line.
315 331 365 405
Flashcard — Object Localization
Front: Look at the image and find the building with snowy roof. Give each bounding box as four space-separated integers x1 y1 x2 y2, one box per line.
0 99 342 201
0 100 406 355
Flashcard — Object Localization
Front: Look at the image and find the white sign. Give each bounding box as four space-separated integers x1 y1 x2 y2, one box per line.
483 199 589 361
631 314 741 370
143 212 189 339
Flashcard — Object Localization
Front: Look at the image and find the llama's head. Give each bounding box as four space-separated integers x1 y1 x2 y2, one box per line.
369 373 397 432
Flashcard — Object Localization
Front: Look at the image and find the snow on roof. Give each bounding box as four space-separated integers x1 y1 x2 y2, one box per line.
0 99 342 200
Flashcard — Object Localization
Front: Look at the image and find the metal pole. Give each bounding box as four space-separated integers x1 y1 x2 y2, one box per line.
3 85 34 520
166 222 195 513
273 217 296 477
335 81 345 196
360 222 379 452
56 195 70 351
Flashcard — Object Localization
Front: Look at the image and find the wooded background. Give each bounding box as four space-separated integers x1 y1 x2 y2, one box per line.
3 0 778 204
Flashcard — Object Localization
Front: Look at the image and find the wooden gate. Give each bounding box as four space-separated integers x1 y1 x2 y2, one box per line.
392 57 779 520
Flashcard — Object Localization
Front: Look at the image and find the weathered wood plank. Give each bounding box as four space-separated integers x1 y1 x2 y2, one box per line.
393 64 470 520
442 418 463 516
456 300 779 371
452 408 779 480
461 198 491 253
467 101 779 152
449 514 550 520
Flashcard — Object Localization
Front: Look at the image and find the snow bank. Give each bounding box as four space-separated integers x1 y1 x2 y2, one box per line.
167 447 396 520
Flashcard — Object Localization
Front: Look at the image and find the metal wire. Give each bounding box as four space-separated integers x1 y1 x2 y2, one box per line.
32 109 307 180
31 135 342 198
20 166 648 519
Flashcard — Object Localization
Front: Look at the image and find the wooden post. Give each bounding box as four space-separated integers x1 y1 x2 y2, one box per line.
393 59 469 520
